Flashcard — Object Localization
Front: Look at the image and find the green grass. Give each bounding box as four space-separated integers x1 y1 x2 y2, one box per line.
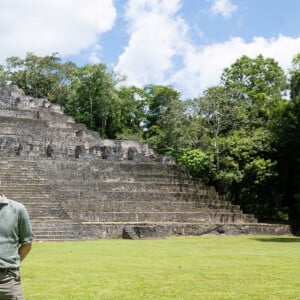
21 236 300 300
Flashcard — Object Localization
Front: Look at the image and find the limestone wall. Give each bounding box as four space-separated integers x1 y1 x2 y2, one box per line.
0 85 173 163
0 85 64 113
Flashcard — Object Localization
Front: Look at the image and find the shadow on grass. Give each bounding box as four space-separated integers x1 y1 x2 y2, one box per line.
252 237 300 243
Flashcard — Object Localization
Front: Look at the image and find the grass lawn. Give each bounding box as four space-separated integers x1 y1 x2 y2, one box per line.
21 236 300 300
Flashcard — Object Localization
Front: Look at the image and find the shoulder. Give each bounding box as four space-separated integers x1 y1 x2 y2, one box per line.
6 198 27 212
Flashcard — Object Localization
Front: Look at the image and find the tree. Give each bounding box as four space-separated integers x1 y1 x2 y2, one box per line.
0 64 9 87
290 53 300 99
6 52 61 98
47 61 78 106
273 53 300 227
221 54 287 128
116 86 147 141
274 98 300 225
177 149 215 183
218 128 280 219
192 86 241 173
180 55 288 221
66 63 121 138
4 52 77 104
142 85 190 153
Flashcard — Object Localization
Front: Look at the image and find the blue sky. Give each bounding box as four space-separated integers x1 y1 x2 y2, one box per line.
1 0 300 99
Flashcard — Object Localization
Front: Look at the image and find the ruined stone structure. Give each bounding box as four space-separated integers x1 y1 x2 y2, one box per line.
0 85 291 240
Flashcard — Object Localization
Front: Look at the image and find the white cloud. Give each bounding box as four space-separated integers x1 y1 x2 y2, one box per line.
0 0 116 63
115 0 188 86
88 44 102 64
2 0 299 101
115 0 300 99
170 35 300 98
210 0 237 18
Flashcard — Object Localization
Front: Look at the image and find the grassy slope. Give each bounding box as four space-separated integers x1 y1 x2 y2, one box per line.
22 236 300 300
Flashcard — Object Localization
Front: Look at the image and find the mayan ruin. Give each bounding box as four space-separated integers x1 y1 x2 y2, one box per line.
0 85 292 240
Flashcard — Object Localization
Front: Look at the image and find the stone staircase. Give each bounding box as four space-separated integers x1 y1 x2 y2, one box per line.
0 85 292 240
0 157 291 240
0 159 98 240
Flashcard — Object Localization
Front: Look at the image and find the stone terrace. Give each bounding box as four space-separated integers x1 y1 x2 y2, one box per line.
0 86 292 240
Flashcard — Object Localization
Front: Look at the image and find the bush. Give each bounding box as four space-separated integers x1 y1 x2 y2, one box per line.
177 149 215 182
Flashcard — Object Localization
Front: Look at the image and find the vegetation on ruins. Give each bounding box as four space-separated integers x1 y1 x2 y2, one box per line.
1 52 300 228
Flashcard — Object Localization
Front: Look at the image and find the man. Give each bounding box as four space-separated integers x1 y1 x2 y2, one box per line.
0 184 33 300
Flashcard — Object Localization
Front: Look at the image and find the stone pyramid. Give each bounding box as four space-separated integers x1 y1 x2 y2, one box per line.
0 85 291 240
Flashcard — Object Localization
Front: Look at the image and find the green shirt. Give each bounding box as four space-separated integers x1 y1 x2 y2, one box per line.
0 195 33 268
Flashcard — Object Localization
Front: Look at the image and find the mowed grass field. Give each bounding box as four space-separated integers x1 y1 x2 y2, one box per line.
21 236 300 300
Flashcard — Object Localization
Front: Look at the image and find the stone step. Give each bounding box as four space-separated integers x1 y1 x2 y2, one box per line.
0 179 47 184
30 218 75 224
1 190 51 196
39 159 188 177
0 169 42 174
1 187 49 194
23 202 63 207
0 119 84 138
1 164 205 187
53 181 211 193
68 211 257 223
42 172 197 186
3 193 54 200
80 222 291 238
28 211 69 218
42 170 201 183
57 190 221 202
60 200 240 212
31 221 99 241
0 109 75 123
2 178 209 195
1 196 52 203
17 221 295 240
6 196 54 202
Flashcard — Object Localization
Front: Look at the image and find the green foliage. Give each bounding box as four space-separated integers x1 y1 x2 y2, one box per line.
214 128 281 219
194 86 240 135
177 149 215 182
142 85 191 153
189 63 283 219
4 52 77 104
66 63 121 138
0 64 9 87
221 54 287 128
221 54 287 99
6 52 60 98
295 194 300 219
199 54 288 220
48 61 78 105
290 53 300 98
192 86 243 173
115 86 147 141
274 95 300 224
244 157 277 185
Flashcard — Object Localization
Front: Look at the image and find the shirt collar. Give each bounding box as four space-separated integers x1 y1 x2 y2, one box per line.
0 194 9 205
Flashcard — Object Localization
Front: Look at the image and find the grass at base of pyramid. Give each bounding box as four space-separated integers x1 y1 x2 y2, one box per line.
22 235 300 300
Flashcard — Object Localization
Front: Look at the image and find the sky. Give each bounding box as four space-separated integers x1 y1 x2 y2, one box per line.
0 0 300 99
